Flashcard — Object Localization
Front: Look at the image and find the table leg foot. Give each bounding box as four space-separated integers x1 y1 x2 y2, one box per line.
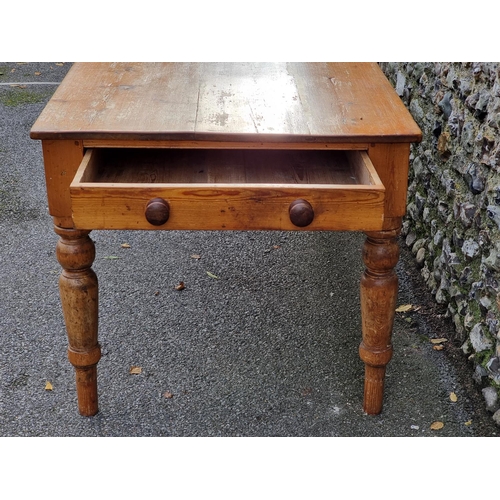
55 226 100 416
359 229 400 415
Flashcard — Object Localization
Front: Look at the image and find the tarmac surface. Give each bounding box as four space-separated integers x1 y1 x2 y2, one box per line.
1 62 498 437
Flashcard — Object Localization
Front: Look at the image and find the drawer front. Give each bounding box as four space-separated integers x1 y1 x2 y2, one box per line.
70 148 385 231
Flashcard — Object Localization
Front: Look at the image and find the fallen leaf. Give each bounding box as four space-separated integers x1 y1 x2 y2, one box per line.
433 345 444 351
103 255 120 260
175 281 185 291
430 421 444 430
45 381 53 391
34 71 41 76
273 245 281 250
450 392 458 402
430 338 448 344
395 304 413 312
121 243 131 248
129 366 142 375
55 63 64 66
191 254 201 260
154 291 160 296
206 271 219 279
465 420 472 426
164 391 174 399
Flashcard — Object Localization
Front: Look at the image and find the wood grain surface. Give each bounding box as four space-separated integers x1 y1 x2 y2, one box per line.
31 63 422 144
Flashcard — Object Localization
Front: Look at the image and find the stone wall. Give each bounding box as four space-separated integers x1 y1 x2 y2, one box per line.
379 62 500 424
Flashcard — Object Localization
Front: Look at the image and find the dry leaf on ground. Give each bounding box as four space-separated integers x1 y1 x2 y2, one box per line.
450 392 458 402
206 271 219 279
175 281 185 291
465 420 472 426
164 391 174 399
129 366 142 375
430 338 448 344
191 254 201 260
121 243 131 248
430 421 444 430
433 345 444 351
395 304 413 312
45 381 53 391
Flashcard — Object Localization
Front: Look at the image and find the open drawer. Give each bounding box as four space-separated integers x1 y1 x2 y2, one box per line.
70 148 385 231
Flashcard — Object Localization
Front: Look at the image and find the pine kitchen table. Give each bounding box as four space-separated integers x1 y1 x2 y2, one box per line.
31 63 422 416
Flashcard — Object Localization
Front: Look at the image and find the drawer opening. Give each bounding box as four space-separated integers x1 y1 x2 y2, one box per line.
75 148 382 188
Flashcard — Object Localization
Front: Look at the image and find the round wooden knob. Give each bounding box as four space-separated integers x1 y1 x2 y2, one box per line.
289 199 314 227
145 197 170 226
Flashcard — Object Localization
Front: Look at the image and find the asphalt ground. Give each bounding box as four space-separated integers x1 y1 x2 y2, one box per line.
1 63 498 443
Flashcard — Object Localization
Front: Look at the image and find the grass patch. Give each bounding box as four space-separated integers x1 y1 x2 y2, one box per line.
0 88 51 107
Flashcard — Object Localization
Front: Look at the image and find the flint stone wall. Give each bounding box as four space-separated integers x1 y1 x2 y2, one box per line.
380 62 500 423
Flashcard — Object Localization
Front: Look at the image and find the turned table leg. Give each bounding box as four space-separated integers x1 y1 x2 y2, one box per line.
55 226 100 416
359 228 400 415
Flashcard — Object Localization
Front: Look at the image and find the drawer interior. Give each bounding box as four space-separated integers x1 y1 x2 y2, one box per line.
75 148 382 188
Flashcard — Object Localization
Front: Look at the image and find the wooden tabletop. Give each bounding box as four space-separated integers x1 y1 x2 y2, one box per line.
30 62 421 144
